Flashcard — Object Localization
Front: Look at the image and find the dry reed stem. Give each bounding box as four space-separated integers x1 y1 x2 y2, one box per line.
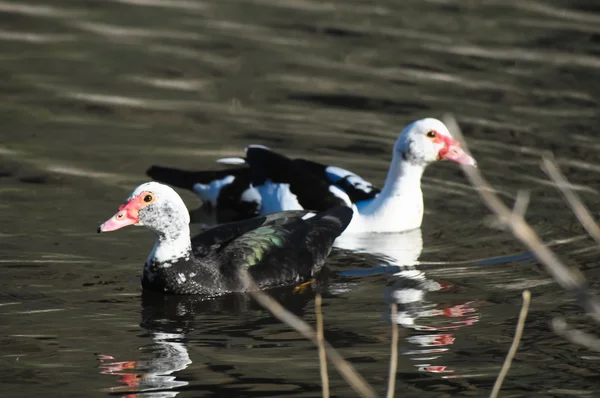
541 156 600 246
552 317 600 352
315 293 330 398
248 285 378 398
511 190 531 220
490 290 531 398
443 114 600 325
386 303 399 398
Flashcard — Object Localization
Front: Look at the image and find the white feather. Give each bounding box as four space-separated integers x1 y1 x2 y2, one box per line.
257 180 302 214
192 175 235 207
344 158 425 233
216 157 246 165
301 212 317 220
147 234 191 266
241 186 262 205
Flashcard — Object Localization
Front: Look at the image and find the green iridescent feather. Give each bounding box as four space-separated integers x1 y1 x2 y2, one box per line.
238 227 288 267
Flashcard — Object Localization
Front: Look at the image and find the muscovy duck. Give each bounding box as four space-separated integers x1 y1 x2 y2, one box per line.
98 182 352 295
147 118 475 233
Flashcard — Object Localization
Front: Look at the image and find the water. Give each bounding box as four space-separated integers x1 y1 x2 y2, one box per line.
1 0 600 396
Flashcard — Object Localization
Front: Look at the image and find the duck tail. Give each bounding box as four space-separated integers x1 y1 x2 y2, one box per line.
146 165 205 191
302 206 354 273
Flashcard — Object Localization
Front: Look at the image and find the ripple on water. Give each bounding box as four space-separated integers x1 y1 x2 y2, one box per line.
1 0 600 396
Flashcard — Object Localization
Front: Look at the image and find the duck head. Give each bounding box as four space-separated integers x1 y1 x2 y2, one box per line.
394 118 476 167
98 182 190 240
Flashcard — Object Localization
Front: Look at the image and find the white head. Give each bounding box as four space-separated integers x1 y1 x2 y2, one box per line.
98 182 190 241
394 118 476 167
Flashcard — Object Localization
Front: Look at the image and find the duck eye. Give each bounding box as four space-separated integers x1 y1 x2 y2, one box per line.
426 130 436 138
143 194 154 203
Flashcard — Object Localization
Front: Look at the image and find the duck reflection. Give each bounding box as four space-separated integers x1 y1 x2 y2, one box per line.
98 227 480 394
98 288 316 396
98 332 191 397
335 228 480 377
97 293 210 397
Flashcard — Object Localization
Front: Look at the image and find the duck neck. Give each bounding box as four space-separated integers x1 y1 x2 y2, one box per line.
381 154 425 198
147 226 193 267
357 154 425 232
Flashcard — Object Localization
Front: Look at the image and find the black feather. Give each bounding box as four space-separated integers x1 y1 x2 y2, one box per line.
145 148 377 223
146 165 257 221
142 206 353 295
293 158 380 203
245 147 348 211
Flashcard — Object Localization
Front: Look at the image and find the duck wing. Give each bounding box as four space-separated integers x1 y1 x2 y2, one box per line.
146 165 258 220
213 206 353 289
245 146 351 213
190 210 315 257
292 158 380 204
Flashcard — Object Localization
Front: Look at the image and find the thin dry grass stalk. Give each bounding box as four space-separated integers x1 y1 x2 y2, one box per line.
541 156 600 246
315 293 330 398
248 284 378 398
552 317 600 352
490 290 531 398
386 303 399 398
443 114 600 325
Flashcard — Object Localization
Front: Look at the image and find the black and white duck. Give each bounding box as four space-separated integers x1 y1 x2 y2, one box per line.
98 182 352 295
147 118 475 234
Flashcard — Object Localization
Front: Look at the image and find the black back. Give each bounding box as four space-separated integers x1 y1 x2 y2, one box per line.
245 147 349 211
293 158 380 203
217 206 353 290
146 147 378 223
142 207 353 295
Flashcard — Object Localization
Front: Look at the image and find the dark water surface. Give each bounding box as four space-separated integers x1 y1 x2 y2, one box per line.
2 0 600 397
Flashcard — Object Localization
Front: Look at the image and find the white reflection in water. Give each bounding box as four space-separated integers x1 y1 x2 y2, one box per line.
335 229 480 376
334 228 424 268
99 332 191 397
